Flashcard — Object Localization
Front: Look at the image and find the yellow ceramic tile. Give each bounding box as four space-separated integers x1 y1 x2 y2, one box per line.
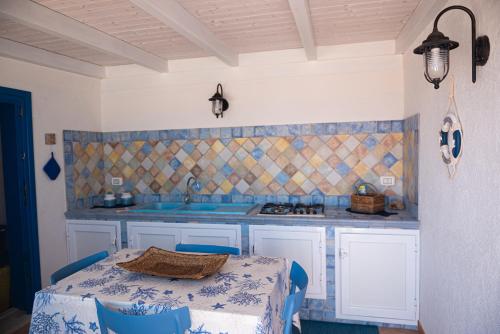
392 133 403 142
309 154 324 169
275 138 290 152
335 134 350 143
220 180 233 193
134 141 145 150
122 165 134 179
353 162 369 177
291 171 307 186
155 172 167 186
344 153 360 168
85 144 95 156
243 155 257 169
259 172 273 186
235 138 247 145
211 140 224 153
183 157 196 170
390 160 403 178
109 151 120 164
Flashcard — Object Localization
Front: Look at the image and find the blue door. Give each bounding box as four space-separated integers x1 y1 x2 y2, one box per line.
0 87 40 312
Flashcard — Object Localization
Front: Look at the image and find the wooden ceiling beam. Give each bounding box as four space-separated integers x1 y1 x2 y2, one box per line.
0 0 167 72
0 38 105 78
288 0 317 60
396 0 448 53
129 0 238 66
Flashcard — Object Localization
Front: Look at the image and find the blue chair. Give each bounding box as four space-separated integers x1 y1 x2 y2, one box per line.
282 261 308 334
95 299 191 334
175 243 240 256
50 250 109 285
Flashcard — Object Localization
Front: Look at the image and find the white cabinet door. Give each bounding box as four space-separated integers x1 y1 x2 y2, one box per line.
127 222 181 250
66 220 121 263
335 228 419 326
126 222 242 253
249 225 326 299
180 224 241 248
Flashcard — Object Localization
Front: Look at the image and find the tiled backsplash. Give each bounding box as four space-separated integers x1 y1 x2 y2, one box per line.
403 114 419 217
64 120 416 209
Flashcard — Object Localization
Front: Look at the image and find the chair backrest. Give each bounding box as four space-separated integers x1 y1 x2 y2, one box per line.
282 261 308 334
175 243 240 256
289 261 308 295
50 250 109 285
95 299 191 334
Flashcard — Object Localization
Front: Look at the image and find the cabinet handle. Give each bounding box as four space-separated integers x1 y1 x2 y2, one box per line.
339 248 348 259
112 237 117 253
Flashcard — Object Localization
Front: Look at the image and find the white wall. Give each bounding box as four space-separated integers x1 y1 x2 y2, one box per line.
101 41 404 131
0 56 101 286
403 0 500 333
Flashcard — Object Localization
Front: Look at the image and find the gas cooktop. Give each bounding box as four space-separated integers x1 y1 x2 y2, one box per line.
258 203 325 217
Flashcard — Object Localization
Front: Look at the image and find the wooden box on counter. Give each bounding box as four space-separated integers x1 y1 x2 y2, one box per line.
350 194 385 213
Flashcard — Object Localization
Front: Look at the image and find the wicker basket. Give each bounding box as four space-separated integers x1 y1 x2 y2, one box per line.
117 247 229 280
351 194 385 214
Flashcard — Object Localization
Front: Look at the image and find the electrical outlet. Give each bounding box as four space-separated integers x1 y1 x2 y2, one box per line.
111 177 123 186
380 176 395 186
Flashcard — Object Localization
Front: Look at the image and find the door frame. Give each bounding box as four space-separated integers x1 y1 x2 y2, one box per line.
0 86 40 312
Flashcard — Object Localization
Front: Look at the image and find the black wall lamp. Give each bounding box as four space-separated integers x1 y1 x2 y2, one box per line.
209 83 229 118
413 5 490 89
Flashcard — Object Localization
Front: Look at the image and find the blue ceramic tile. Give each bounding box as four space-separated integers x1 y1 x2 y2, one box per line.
72 131 81 142
351 122 363 133
337 122 352 134
169 158 181 170
220 138 232 146
363 135 378 150
148 131 160 141
276 125 289 136
313 123 325 135
64 142 73 153
232 127 242 138
254 126 266 137
221 195 232 203
325 123 337 135
277 195 289 203
338 196 350 207
242 126 254 138
312 195 324 205
189 128 200 139
199 128 210 139
288 124 300 136
63 131 73 141
276 172 290 185
299 124 313 135
220 127 232 138
251 147 264 160
209 128 221 138
361 121 377 133
183 142 195 154
265 126 277 136
292 138 305 150
170 129 188 139
336 162 351 176
383 152 397 168
324 196 338 207
222 163 233 176
377 120 392 133
88 132 97 142
118 131 130 142
64 153 73 165
142 142 153 155
391 120 403 132
289 195 301 205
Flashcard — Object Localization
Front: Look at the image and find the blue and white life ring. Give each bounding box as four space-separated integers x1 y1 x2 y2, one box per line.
439 111 463 177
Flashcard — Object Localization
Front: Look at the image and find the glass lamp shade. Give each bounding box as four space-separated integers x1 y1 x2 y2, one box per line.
414 29 458 89
424 47 450 89
211 99 224 118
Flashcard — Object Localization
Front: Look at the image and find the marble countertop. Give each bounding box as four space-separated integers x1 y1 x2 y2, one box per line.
66 204 419 229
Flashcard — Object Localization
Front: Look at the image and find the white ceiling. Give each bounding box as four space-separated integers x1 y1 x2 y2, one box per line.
0 0 423 76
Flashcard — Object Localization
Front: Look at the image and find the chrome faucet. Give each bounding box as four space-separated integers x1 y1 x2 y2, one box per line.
184 176 200 204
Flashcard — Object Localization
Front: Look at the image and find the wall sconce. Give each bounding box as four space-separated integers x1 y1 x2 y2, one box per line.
413 5 490 89
209 83 229 118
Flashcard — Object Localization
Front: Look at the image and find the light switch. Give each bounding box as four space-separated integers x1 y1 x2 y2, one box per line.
111 177 123 186
380 176 395 186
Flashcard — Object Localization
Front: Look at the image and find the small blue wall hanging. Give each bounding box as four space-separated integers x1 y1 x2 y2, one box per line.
43 133 61 180
440 77 463 178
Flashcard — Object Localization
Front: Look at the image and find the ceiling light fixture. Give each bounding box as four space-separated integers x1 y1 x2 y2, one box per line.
413 5 490 89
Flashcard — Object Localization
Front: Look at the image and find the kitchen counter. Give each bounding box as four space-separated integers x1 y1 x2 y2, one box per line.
65 204 419 229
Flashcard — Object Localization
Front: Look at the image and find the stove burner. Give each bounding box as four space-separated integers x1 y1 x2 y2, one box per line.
259 203 325 217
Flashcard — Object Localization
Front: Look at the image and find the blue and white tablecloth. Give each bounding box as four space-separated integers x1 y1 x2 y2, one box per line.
29 249 290 334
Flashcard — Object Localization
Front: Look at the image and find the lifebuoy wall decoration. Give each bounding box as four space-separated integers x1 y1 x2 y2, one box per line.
440 79 463 178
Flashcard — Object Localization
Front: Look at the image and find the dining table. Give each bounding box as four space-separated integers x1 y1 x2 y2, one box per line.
29 249 291 334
